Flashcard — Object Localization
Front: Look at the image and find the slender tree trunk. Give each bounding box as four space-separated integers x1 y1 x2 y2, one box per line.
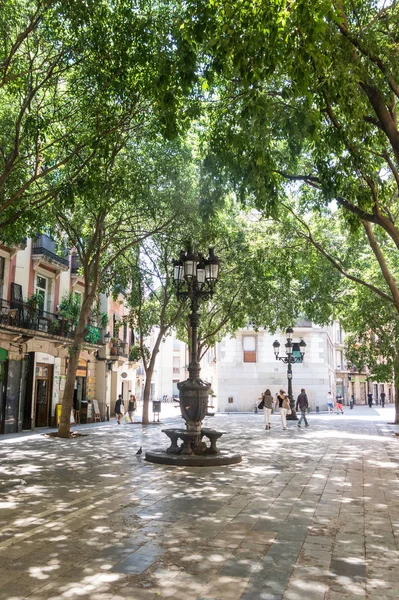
58 292 95 438
394 345 399 425
142 370 153 425
142 337 163 424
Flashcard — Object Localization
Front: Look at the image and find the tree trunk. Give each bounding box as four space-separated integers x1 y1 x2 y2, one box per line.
395 385 399 425
142 370 153 425
58 293 94 438
58 347 81 438
394 347 399 425
142 337 163 424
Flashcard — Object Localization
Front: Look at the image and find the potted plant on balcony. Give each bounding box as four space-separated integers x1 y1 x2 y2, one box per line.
129 345 141 363
49 319 61 334
110 337 119 355
26 290 43 320
98 312 109 329
85 325 101 344
58 292 81 321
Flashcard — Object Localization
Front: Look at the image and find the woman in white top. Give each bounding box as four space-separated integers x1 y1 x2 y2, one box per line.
275 389 290 430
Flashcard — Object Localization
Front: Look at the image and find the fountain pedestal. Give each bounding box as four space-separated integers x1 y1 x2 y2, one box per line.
145 377 242 467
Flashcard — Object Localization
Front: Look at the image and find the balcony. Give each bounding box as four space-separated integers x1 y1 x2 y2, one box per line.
32 234 69 272
110 340 128 359
0 298 104 345
0 298 75 339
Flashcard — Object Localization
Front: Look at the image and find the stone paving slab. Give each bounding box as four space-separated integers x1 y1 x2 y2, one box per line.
0 406 398 599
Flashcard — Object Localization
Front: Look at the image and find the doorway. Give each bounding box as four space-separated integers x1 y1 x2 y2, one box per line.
0 351 8 433
74 376 87 410
34 364 53 427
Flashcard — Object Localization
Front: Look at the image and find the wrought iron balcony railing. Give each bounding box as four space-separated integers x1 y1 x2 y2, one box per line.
1 298 104 344
1 298 75 338
110 340 128 358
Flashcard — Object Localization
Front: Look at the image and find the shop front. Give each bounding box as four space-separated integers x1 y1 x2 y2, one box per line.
0 348 8 433
33 352 56 428
74 358 88 411
34 363 53 427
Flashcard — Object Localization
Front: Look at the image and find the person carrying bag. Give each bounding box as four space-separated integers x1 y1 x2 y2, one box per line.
261 389 274 430
275 390 289 430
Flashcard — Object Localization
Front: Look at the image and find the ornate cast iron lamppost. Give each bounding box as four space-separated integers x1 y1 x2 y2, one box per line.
145 246 242 466
172 247 220 432
273 327 306 420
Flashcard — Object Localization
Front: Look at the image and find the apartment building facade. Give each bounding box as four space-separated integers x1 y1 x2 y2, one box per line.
0 235 138 434
147 322 395 412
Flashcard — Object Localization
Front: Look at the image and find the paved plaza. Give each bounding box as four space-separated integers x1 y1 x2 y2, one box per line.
0 406 398 600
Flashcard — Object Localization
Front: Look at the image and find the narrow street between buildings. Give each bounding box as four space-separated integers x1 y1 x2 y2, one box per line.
0 406 398 600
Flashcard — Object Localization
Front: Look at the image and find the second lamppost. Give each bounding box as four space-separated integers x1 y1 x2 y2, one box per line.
273 327 306 420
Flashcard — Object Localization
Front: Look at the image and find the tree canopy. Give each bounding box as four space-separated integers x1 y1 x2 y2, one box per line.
0 0 197 241
181 0 399 317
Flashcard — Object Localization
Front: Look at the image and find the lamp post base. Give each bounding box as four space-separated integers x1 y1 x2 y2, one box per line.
287 410 298 420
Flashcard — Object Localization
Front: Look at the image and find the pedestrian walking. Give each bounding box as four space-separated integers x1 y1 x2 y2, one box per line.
261 389 274 430
367 392 373 408
327 391 334 414
336 395 344 414
296 389 309 427
380 391 386 407
128 394 137 422
114 394 124 424
275 390 290 430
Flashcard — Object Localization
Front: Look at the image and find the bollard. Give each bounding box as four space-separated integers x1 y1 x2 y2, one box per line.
350 400 354 409
316 406 320 413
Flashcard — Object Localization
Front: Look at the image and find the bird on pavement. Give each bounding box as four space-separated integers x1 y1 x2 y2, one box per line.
136 447 142 456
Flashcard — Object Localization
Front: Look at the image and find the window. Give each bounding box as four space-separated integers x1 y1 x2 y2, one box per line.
172 380 179 397
35 275 48 314
113 314 121 338
173 357 180 374
243 336 256 363
123 320 128 342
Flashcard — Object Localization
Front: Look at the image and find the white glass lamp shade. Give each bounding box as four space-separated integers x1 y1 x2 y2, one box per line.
205 248 221 282
299 339 306 356
285 340 293 354
272 340 280 356
173 262 184 282
196 261 206 285
183 250 197 280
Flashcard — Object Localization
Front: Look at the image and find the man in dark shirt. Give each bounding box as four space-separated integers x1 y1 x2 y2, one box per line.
296 388 309 428
380 391 386 407
114 395 124 424
367 392 373 408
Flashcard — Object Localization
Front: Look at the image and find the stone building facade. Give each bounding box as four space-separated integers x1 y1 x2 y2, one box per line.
0 235 138 434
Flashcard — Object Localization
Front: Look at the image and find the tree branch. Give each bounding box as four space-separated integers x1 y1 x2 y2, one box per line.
362 220 399 312
280 201 396 306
